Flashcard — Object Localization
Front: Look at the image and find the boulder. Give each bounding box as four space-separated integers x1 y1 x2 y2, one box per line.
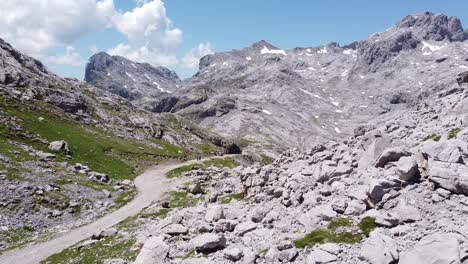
399 233 463 264
374 147 411 168
191 233 227 253
396 156 419 181
223 246 243 262
48 140 70 153
360 233 399 264
134 236 169 264
205 205 225 222
162 224 189 236
234 221 257 236
429 161 468 194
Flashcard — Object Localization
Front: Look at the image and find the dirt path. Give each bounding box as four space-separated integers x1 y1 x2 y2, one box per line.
0 157 226 264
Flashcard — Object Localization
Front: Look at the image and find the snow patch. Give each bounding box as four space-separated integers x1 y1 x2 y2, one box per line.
262 109 272 115
341 70 349 77
261 46 287 56
334 127 341 133
317 47 328 54
245 57 252 61
421 41 445 55
335 110 343 113
359 105 368 108
343 49 352 55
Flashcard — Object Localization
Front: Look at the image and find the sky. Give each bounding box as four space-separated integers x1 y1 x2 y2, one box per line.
1 0 468 79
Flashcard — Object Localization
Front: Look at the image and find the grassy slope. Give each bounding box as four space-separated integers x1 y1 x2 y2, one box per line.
1 100 188 180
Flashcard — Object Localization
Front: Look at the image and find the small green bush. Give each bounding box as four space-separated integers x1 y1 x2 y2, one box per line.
358 217 377 237
423 134 441 142
448 128 461 139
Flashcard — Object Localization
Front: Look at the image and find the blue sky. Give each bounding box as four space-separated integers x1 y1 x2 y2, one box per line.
2 0 468 79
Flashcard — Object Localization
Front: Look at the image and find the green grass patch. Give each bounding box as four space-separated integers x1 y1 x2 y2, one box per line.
327 218 353 230
111 191 136 210
294 217 376 249
140 208 172 220
293 229 362 249
0 226 36 252
423 134 441 142
168 191 201 208
42 235 138 264
2 102 188 181
195 144 217 156
220 193 244 204
166 158 239 179
358 217 377 237
448 128 461 139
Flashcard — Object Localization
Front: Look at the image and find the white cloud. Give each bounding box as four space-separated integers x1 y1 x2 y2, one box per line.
46 46 85 67
0 0 115 58
0 0 211 74
181 42 214 69
109 0 182 67
108 43 179 67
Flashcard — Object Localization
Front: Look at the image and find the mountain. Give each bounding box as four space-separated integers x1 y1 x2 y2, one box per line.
0 36 240 253
85 52 181 100
86 12 468 156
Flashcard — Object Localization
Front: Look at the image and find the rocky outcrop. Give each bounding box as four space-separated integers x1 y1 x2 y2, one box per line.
85 52 181 100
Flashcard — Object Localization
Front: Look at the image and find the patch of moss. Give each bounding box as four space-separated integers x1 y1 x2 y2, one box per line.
293 229 362 249
358 217 377 237
220 193 244 204
168 191 201 208
42 235 138 264
294 217 370 249
327 218 353 231
423 134 441 142
448 128 461 139
0 226 36 252
203 158 239 169
140 208 172 220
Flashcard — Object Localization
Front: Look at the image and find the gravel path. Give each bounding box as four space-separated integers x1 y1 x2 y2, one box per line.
0 157 223 264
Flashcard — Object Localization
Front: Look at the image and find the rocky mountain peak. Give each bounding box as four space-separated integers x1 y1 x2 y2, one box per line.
0 37 49 86
250 40 278 51
395 12 467 41
85 52 180 101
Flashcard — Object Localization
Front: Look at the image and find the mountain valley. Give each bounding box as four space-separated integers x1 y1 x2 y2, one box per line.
1 11 468 264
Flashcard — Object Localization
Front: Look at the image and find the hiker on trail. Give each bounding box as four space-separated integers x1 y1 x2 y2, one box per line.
196 153 201 161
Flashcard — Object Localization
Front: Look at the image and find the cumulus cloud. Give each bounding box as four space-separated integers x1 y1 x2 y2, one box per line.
0 0 211 74
182 42 214 69
46 46 85 66
109 0 182 67
0 0 115 58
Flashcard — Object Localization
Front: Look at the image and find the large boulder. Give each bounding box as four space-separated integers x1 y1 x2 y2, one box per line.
360 233 399 264
134 236 169 264
48 140 71 153
374 147 411 168
399 233 464 264
191 233 227 253
423 140 468 194
395 156 419 181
